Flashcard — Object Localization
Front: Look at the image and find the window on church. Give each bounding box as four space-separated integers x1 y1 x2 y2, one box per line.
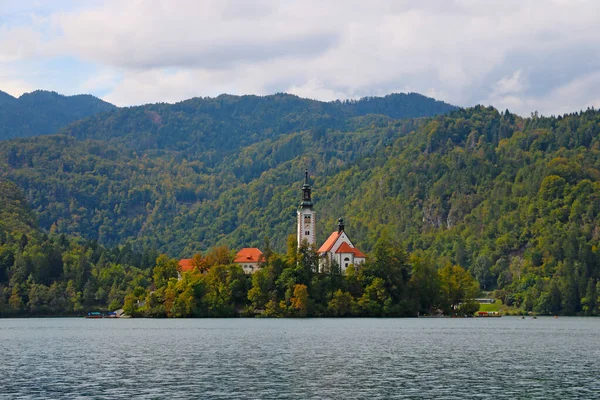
305 231 310 236
304 215 311 222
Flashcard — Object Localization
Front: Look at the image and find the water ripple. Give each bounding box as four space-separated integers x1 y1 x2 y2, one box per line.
0 317 599 399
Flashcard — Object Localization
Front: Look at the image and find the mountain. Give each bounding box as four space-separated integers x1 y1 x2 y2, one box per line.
0 92 455 253
0 90 17 106
0 94 599 316
60 92 456 157
0 90 116 140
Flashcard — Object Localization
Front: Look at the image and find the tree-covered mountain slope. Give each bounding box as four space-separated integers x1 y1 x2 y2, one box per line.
0 116 423 253
1 101 600 315
0 180 38 240
0 90 116 140
59 92 455 160
0 91 455 252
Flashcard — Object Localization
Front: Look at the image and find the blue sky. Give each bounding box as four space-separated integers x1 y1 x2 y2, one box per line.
1 0 600 115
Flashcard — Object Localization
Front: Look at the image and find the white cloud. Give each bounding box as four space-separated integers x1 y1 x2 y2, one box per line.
1 0 600 115
491 70 527 97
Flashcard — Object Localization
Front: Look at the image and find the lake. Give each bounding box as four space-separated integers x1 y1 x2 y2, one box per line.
0 317 599 399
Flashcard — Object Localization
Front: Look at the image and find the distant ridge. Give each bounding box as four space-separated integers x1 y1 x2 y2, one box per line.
61 91 457 150
0 90 17 106
0 90 117 141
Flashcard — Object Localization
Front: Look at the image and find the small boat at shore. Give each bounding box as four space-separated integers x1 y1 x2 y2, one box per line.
475 311 501 317
85 311 104 319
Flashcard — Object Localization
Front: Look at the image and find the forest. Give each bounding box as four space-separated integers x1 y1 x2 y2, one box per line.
1 92 599 316
0 90 116 141
0 183 479 318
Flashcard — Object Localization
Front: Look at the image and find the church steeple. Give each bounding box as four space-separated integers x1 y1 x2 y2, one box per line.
337 218 345 233
300 169 313 209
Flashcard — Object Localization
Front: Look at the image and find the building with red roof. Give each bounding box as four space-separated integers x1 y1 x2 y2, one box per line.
234 248 264 274
293 170 366 273
317 218 366 272
178 259 195 273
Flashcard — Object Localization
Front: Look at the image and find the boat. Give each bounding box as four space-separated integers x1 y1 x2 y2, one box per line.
85 312 104 319
475 311 501 317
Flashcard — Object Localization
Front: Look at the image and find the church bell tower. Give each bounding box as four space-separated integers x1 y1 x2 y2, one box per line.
297 169 316 248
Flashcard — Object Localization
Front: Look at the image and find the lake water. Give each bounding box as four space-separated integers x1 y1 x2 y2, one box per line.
0 317 599 399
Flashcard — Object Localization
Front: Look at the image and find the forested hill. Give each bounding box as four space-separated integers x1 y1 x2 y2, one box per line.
59 93 456 157
0 180 38 238
1 101 600 315
0 90 116 140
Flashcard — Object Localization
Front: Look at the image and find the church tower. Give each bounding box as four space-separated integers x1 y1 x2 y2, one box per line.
297 169 316 248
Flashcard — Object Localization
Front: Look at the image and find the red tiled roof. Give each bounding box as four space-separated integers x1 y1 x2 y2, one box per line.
353 248 366 258
317 231 341 253
178 259 194 272
335 242 354 254
335 242 366 258
234 248 264 263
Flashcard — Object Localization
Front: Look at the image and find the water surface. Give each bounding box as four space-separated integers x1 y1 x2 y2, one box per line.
1 317 599 399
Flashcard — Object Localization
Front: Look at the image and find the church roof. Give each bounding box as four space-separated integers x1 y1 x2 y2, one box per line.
335 242 366 258
335 242 355 254
352 248 367 258
234 248 264 263
178 259 194 272
317 231 341 253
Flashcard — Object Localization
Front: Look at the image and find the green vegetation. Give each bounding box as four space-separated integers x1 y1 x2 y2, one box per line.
478 300 502 312
0 90 116 141
1 92 600 316
0 184 157 316
0 92 452 254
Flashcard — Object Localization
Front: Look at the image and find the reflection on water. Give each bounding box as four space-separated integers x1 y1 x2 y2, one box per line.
1 317 599 399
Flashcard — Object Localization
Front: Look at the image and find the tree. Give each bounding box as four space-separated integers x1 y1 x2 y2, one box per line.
8 286 24 313
205 246 233 267
438 264 479 316
581 279 597 316
409 254 439 315
248 267 274 311
361 233 411 312
152 254 178 288
327 289 353 317
192 253 208 273
472 254 493 290
290 284 309 317
357 278 389 316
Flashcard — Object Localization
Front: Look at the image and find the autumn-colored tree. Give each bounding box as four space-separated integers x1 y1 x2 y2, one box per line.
192 252 209 273
205 246 233 267
290 284 309 317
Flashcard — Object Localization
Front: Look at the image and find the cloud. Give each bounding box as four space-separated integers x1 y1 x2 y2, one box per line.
1 0 600 115
51 0 339 69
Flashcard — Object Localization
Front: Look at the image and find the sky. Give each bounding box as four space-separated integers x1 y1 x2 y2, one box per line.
1 0 599 116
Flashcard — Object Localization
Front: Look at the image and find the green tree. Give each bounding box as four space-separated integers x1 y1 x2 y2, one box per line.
327 289 353 317
438 264 479 316
152 254 178 288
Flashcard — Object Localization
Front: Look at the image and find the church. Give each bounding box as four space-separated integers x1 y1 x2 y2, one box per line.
297 170 366 273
